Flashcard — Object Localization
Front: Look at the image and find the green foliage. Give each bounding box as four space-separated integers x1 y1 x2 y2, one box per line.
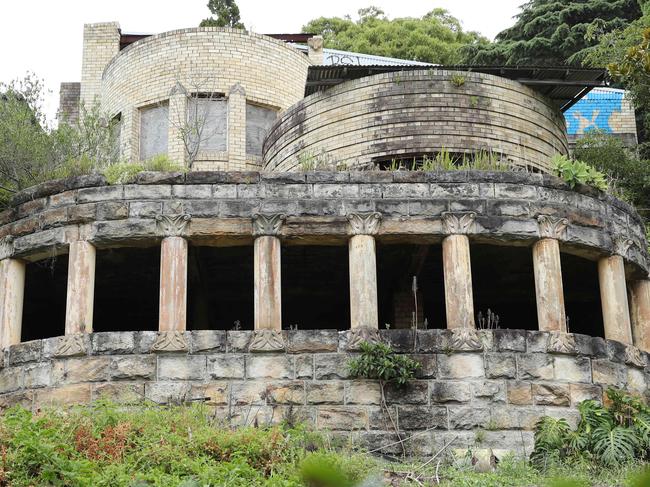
464 0 643 66
532 388 650 468
200 0 245 29
451 74 466 87
551 154 608 191
383 149 512 172
303 7 488 64
103 156 186 185
0 401 375 486
347 342 420 386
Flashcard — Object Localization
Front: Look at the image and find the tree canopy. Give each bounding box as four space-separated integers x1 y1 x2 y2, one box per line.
463 0 643 66
200 0 245 29
302 7 488 64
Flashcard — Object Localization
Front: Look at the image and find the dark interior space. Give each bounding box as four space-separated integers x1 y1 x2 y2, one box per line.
188 246 254 331
377 244 446 330
282 245 349 330
22 255 68 341
471 244 538 330
93 247 160 332
561 253 604 338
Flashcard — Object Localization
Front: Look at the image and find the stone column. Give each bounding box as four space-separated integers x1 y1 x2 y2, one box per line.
347 213 382 330
533 216 568 332
598 237 633 344
227 83 247 170
442 213 476 329
168 82 188 166
629 279 650 352
64 241 96 335
157 214 191 332
253 214 285 331
0 238 25 348
308 36 324 64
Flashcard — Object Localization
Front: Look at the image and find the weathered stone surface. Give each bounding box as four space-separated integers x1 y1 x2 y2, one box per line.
158 356 206 380
43 335 89 358
533 384 570 406
431 381 471 403
295 355 313 379
92 332 135 355
398 406 448 430
144 382 192 404
570 383 602 404
449 406 491 429
507 381 533 405
317 407 368 430
207 355 245 379
8 341 42 365
0 391 33 411
472 380 506 403
227 331 251 352
494 329 526 352
0 367 23 394
345 381 381 405
517 353 553 380
231 382 268 405
485 353 516 379
110 356 156 380
23 363 51 388
314 354 350 379
553 356 591 383
266 381 305 405
437 353 484 379
491 407 543 430
35 384 91 407
192 382 229 406
385 381 429 404
246 355 292 379
412 354 437 378
307 382 344 405
592 359 627 387
287 330 338 353
93 383 145 402
190 331 226 353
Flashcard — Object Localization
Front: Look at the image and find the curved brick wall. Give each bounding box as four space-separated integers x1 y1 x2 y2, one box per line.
1 329 649 456
263 70 569 173
1 171 647 276
102 28 309 118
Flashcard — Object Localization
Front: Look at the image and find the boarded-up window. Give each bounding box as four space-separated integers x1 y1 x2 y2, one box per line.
140 104 168 161
246 103 277 156
187 97 227 153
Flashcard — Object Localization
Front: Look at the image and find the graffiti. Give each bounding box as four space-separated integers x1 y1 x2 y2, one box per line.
565 88 627 135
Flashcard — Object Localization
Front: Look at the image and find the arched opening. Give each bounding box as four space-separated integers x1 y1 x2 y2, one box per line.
281 245 349 330
561 253 604 338
187 245 253 331
93 247 160 332
471 244 537 331
377 244 446 330
22 256 67 341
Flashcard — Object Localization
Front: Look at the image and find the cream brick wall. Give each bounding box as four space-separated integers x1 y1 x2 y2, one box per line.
263 70 569 174
97 28 310 169
80 22 121 109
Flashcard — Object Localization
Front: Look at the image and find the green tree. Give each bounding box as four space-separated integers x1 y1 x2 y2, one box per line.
463 0 643 66
200 0 245 29
302 7 488 64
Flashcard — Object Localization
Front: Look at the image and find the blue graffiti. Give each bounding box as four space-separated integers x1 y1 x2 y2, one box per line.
565 89 624 135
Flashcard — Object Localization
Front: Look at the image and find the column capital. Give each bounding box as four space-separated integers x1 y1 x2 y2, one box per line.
252 213 286 237
537 215 568 239
0 236 14 260
156 214 191 237
229 82 246 96
612 236 634 258
347 212 382 236
442 212 476 235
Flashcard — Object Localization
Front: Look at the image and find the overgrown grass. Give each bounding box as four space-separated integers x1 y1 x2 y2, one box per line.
102 155 187 185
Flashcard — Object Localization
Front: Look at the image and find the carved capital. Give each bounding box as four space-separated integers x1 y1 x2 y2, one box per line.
442 212 476 235
449 327 483 351
347 212 382 236
54 334 87 358
547 331 576 354
308 36 324 51
229 82 246 96
625 345 646 368
252 213 285 237
537 215 568 240
613 236 634 258
346 327 382 351
156 214 191 237
249 329 286 352
169 81 188 97
0 236 14 260
151 331 188 352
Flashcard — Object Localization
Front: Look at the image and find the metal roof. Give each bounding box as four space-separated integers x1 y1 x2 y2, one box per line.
306 65 609 112
291 44 432 67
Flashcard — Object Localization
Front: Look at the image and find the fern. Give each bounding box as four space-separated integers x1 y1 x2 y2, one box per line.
592 424 639 466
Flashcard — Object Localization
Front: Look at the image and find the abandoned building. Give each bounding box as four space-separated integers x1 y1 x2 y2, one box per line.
0 24 649 456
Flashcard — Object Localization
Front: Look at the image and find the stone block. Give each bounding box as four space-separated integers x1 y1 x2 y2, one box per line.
123 184 172 200
207 355 245 379
449 406 491 430
345 381 381 405
306 382 344 405
96 202 128 220
627 368 647 394
385 381 429 404
110 356 156 380
8 341 42 365
574 334 608 358
494 329 526 352
92 332 136 354
230 406 274 427
144 382 191 404
158 356 206 380
471 380 506 403
485 353 516 379
127 201 162 218
545 408 581 430
23 363 51 388
54 357 112 384
227 331 251 352
43 335 90 359
570 384 602 405
437 353 484 379
592 359 627 388
532 384 570 406
398 406 448 430
412 354 437 378
295 355 313 379
517 353 553 380
35 384 91 407
491 407 543 430
270 406 316 426
77 186 123 203
93 383 145 403
314 354 350 379
192 383 229 406
136 331 158 353
231 382 268 405
0 391 34 411
553 356 591 383
247 355 292 379
287 330 338 353
190 330 226 353
381 329 418 353
266 381 305 405
431 381 471 403
0 367 23 394
317 407 368 430
507 381 533 405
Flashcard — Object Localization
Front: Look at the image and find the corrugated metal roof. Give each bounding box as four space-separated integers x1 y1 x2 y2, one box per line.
291 44 432 66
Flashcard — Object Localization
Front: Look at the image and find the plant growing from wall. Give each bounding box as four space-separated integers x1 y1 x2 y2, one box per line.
551 154 608 192
103 155 185 185
532 388 650 468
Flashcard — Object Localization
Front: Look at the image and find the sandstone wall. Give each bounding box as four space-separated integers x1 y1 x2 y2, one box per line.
263 70 569 174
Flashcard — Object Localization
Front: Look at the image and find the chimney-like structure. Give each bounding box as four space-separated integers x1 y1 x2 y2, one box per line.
307 35 324 65
80 22 121 108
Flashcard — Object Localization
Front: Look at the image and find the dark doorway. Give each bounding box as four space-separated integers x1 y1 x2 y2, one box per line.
22 256 67 341
561 253 604 338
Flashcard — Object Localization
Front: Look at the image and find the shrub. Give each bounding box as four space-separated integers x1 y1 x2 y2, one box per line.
551 154 608 192
103 156 186 185
348 341 420 386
